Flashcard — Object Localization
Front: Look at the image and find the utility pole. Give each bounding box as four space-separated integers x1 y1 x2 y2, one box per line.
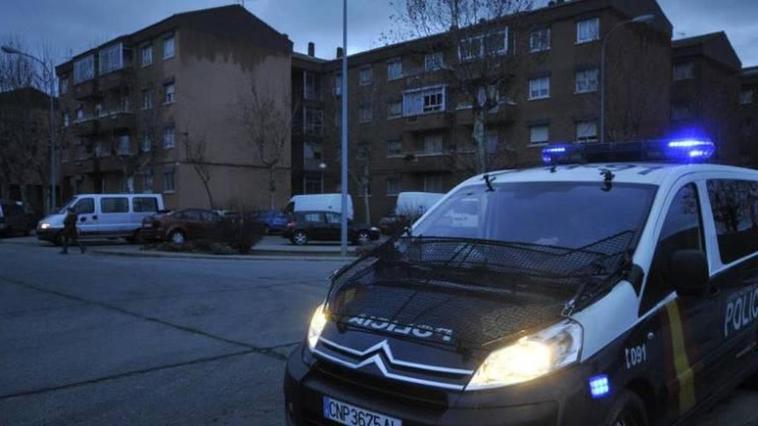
340 0 349 257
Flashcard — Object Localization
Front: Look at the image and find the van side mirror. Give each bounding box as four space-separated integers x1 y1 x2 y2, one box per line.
669 250 709 296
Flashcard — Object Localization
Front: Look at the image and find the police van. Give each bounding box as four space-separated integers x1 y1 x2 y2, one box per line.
284 139 758 426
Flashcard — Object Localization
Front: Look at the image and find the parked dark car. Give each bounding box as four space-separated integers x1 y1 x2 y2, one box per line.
377 212 410 235
0 199 33 237
282 211 379 246
141 209 226 244
252 209 289 234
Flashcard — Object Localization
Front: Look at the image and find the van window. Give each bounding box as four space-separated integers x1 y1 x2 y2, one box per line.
73 198 95 214
706 179 758 264
325 212 341 224
101 197 129 213
303 213 323 223
133 197 158 213
641 183 703 313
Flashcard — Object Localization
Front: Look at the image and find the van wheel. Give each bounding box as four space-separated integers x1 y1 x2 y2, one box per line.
169 230 186 245
606 390 648 426
292 231 308 246
356 230 371 245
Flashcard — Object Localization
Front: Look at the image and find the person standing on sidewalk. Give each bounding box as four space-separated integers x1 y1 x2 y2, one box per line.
61 207 86 254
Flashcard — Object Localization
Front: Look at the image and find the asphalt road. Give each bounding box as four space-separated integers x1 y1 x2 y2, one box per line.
0 239 756 425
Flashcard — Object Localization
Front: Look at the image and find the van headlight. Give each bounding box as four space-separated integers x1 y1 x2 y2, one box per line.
39 223 51 230
467 320 582 390
307 304 328 350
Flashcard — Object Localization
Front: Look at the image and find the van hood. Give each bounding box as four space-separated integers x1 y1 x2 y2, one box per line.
39 213 66 227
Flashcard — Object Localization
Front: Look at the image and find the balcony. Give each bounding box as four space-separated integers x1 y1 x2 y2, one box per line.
455 103 517 127
402 112 452 133
72 118 99 136
98 67 134 92
72 80 98 100
98 111 136 133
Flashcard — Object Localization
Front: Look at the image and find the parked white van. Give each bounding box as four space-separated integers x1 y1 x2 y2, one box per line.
286 194 354 219
36 193 164 244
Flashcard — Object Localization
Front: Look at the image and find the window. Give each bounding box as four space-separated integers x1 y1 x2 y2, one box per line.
304 175 323 194
575 68 599 93
59 79 69 95
141 132 152 152
163 125 175 149
117 135 130 155
359 66 373 85
642 184 703 312
101 197 129 213
530 124 549 145
486 130 498 154
386 139 402 157
304 107 324 134
133 197 158 212
707 179 758 264
403 85 446 116
529 28 551 52
141 44 153 67
73 55 95 83
63 113 70 128
335 73 342 96
162 169 175 192
325 212 341 224
528 77 550 100
425 52 444 72
387 177 400 196
420 134 443 155
73 197 94 214
387 100 402 119
387 58 403 80
576 120 598 143
423 174 446 193
304 71 319 100
740 89 754 105
142 171 154 192
673 62 694 81
163 35 175 59
120 95 130 112
99 43 124 75
304 141 322 161
301 212 322 223
142 89 153 110
576 18 600 44
359 104 373 123
76 105 85 121
459 29 509 60
672 103 691 121
163 82 175 104
95 142 107 157
95 103 104 117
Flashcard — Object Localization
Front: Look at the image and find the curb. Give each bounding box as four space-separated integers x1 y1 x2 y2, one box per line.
89 248 353 262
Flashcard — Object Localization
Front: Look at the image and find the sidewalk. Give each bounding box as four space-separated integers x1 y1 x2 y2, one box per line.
1 235 359 261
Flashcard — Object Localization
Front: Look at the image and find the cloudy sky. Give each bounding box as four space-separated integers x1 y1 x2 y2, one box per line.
1 0 756 67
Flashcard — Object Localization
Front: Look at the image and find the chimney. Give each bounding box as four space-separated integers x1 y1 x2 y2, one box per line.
336 47 344 58
307 42 315 57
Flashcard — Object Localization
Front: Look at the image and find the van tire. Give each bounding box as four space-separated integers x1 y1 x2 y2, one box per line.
605 390 648 426
291 231 308 246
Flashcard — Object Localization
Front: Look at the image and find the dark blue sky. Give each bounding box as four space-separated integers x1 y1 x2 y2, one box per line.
1 0 756 67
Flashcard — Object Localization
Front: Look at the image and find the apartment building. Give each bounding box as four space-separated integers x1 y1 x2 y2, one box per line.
739 66 758 167
0 87 55 215
293 0 673 222
671 32 743 165
55 5 293 211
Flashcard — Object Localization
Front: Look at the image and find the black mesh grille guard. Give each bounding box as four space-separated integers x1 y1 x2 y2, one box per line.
326 233 636 349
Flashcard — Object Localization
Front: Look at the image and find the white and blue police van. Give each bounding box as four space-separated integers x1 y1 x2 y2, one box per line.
284 139 758 426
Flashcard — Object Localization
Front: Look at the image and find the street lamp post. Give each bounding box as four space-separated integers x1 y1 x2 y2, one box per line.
599 14 655 145
1 46 57 213
339 0 349 257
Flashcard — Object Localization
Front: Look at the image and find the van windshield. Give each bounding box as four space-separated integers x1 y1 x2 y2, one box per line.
58 197 78 214
413 181 656 250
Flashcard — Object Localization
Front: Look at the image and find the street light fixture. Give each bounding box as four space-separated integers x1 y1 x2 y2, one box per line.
599 14 656 144
1 45 57 213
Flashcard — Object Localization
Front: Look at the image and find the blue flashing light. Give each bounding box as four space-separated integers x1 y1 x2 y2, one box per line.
541 144 575 164
665 138 715 161
589 375 610 399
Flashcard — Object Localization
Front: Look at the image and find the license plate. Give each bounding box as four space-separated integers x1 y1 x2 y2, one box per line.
323 396 401 426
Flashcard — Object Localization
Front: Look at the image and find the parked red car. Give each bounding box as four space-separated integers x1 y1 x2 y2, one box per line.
141 209 225 244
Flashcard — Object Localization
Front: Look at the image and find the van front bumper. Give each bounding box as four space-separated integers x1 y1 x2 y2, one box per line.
36 227 61 242
284 343 609 426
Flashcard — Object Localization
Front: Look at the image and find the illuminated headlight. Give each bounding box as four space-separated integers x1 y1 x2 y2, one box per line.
467 320 583 390
39 223 51 230
307 304 328 350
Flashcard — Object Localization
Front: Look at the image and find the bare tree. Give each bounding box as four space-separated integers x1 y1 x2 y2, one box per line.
238 84 293 209
181 132 215 209
386 0 534 173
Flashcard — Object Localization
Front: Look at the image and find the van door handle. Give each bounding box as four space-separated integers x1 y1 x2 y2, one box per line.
92 215 98 220
80 217 86 222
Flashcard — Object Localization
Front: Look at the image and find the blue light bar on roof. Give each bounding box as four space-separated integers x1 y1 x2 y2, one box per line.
589 374 610 399
540 138 716 165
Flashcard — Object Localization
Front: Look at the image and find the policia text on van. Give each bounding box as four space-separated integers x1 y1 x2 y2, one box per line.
284 140 758 426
